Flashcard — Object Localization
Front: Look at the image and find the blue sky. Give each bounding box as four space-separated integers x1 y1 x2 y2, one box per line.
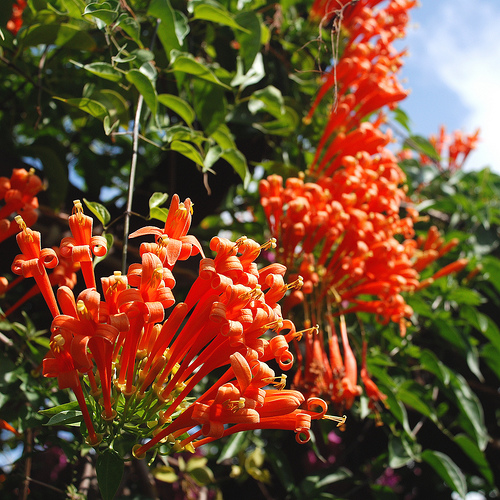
399 0 500 173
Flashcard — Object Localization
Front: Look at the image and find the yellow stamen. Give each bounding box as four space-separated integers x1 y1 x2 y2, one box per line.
175 202 189 219
260 238 277 251
77 300 93 320
323 414 347 428
239 284 263 301
262 374 287 390
50 333 66 353
14 215 34 242
295 324 319 340
265 318 283 332
286 276 304 291
223 397 246 413
72 199 85 224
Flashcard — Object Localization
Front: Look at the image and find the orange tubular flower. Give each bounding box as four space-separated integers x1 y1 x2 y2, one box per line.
129 194 204 268
43 331 101 445
60 200 107 289
12 216 60 318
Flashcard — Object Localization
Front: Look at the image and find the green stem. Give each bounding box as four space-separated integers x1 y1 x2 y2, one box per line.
121 92 144 274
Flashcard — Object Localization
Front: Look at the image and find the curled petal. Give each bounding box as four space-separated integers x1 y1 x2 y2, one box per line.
306 397 328 419
40 248 59 269
90 235 107 257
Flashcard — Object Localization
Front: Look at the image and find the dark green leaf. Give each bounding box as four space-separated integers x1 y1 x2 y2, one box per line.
115 13 143 47
82 62 123 82
39 401 80 416
235 11 262 72
192 3 250 33
158 94 195 125
45 410 83 426
126 69 158 117
20 23 96 50
217 431 249 464
422 450 467 498
171 52 230 89
170 141 204 168
96 449 124 500
454 434 494 486
192 79 226 135
148 0 183 57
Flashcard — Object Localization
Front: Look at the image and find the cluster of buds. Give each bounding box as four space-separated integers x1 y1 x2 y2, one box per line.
0 168 43 297
259 0 469 414
11 194 344 455
6 0 27 36
401 125 480 173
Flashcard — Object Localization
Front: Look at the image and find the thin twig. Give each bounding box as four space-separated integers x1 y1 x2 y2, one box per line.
20 429 32 500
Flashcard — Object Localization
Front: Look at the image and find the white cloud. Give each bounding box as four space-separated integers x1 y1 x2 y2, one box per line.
412 0 500 172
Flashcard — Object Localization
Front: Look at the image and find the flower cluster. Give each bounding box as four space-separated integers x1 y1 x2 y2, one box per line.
260 0 468 413
0 168 43 297
6 0 27 36
402 125 480 173
11 194 344 456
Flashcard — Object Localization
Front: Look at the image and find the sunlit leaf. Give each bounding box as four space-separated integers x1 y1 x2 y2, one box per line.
83 198 111 226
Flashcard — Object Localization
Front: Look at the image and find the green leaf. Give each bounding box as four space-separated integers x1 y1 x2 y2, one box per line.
388 434 420 469
96 450 124 500
171 52 231 89
126 69 158 117
149 207 169 222
45 410 83 427
461 306 500 353
91 89 130 131
148 0 184 57
248 85 285 117
20 23 96 50
234 11 262 72
82 62 123 82
186 457 214 486
392 107 412 133
253 105 299 136
56 97 108 120
396 387 436 421
158 94 195 125
192 3 250 33
404 135 440 161
39 401 80 416
210 123 236 150
115 13 143 47
192 79 226 135
454 434 494 487
421 450 467 499
149 192 169 209
222 148 250 187
231 53 265 89
83 199 111 226
83 2 119 25
217 431 249 463
204 145 223 171
170 140 204 168
152 465 179 483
